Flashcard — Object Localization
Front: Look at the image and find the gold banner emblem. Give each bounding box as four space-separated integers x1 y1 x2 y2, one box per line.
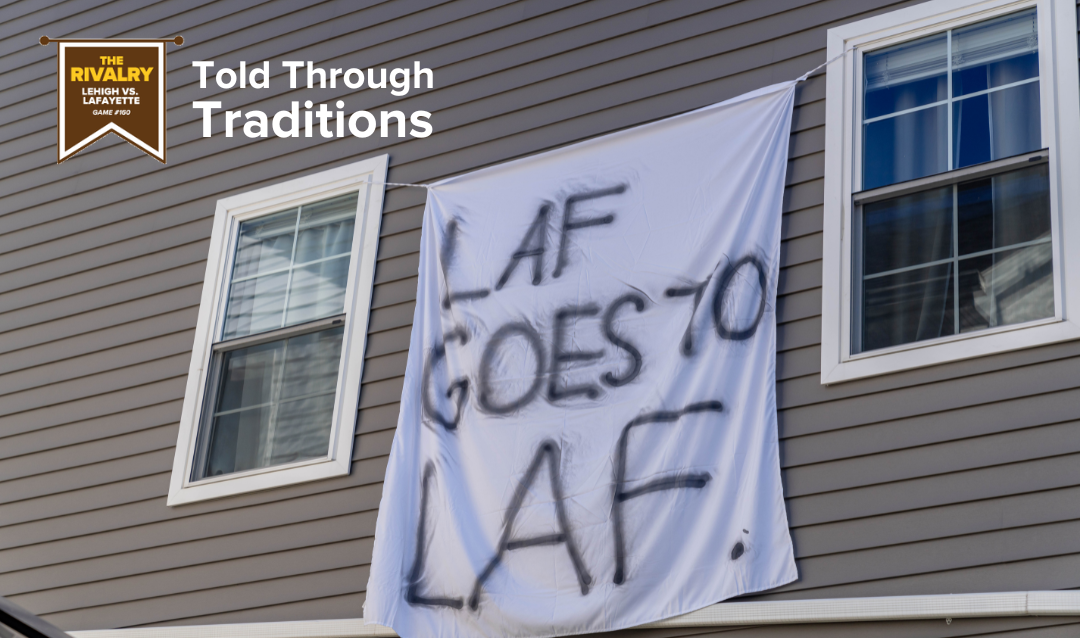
42 36 182 163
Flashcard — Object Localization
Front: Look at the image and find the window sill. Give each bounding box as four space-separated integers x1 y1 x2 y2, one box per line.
822 317 1080 384
167 453 350 506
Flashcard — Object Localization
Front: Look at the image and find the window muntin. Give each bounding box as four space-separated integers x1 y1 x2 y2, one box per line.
191 191 361 482
862 8 1041 190
857 163 1052 353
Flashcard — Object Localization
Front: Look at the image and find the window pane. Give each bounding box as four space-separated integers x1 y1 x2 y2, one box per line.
272 394 337 465
233 209 296 279
862 264 955 352
952 9 1038 97
957 164 1051 255
223 273 288 339
295 193 357 263
864 33 947 120
205 406 272 477
958 243 1053 332
863 105 948 190
285 255 350 325
197 326 344 480
215 340 280 413
279 327 344 399
863 186 952 275
222 193 358 340
952 82 1040 168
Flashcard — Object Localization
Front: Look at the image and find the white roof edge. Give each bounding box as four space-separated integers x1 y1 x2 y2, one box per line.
66 591 1080 638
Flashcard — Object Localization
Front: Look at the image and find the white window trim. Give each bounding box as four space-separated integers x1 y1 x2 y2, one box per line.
167 155 389 505
821 0 1080 384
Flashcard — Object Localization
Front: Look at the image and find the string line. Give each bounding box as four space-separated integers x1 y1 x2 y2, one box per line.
376 48 854 191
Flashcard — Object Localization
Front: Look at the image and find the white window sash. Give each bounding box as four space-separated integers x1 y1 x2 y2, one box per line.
168 155 389 505
820 0 1080 384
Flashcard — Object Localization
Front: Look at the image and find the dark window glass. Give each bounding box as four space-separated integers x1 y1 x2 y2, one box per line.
863 105 949 190
862 264 955 352
863 186 953 275
857 164 1052 353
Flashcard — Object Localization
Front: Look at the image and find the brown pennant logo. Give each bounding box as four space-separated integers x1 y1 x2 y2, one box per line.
41 36 183 163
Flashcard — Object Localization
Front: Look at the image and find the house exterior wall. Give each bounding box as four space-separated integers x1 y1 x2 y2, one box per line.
1 0 1079 635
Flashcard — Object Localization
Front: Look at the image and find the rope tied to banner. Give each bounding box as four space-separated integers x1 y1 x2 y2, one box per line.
365 49 855 191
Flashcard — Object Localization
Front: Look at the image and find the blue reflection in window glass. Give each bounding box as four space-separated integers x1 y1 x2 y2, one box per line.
952 82 1040 169
864 105 948 190
861 8 1040 189
864 33 947 120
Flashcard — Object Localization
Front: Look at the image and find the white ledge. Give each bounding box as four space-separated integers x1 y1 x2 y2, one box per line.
67 591 1080 638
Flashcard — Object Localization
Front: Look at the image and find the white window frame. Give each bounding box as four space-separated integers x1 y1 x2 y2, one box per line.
168 155 389 505
821 0 1080 384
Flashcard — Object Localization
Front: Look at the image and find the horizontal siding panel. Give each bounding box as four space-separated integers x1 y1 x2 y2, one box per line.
370 276 419 310
364 325 413 358
37 565 370 629
0 510 378 598
782 205 824 241
372 252 420 286
0 263 204 337
358 377 406 411
360 351 409 384
0 458 388 553
779 518 1080 595
777 316 820 353
0 424 175 485
0 400 181 462
792 484 1080 560
787 452 1080 529
18 538 372 615
776 288 821 327
356 403 401 435
0 354 188 419
0 307 197 378
0 377 185 439
367 301 416 334
0 286 200 357
0 483 382 573
352 429 396 463
783 385 1080 465
757 553 1080 604
0 330 193 399
778 353 1080 434
0 233 207 309
161 591 368 626
783 419 1080 499
776 345 820 381
0 449 173 508
0 206 213 283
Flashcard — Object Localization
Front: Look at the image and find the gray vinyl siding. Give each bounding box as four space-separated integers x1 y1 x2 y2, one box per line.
1 0 1079 635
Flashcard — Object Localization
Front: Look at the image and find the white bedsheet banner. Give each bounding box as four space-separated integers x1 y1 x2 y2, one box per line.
366 81 799 638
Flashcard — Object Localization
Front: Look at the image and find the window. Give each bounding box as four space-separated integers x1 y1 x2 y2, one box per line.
821 0 1080 383
168 156 388 505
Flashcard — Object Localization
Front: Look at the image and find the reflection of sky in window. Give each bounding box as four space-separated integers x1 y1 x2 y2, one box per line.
862 8 1040 190
222 193 358 340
